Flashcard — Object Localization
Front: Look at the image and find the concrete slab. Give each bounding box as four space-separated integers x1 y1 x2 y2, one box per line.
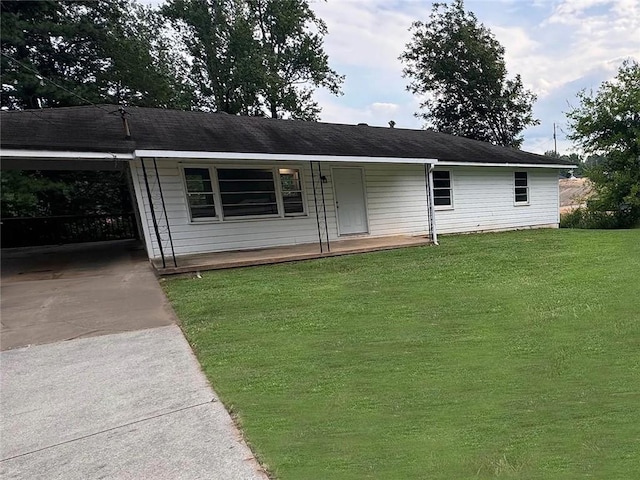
0 325 267 480
1 241 175 350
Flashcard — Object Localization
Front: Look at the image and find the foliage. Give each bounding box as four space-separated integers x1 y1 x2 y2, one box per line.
544 150 582 177
0 170 132 218
400 0 537 148
164 229 640 479
162 0 343 118
566 59 640 227
560 207 623 229
0 0 192 109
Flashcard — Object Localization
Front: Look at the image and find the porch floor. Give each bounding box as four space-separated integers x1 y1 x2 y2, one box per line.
153 234 432 275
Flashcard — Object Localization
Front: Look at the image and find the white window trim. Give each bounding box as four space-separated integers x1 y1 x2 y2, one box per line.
433 169 454 211
514 171 530 206
180 163 308 222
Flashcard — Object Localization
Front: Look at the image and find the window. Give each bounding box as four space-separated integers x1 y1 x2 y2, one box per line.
182 166 306 220
279 168 305 215
432 170 452 207
184 168 216 219
514 172 529 204
218 168 279 217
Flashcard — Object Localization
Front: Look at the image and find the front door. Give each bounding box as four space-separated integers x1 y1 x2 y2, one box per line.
333 168 368 235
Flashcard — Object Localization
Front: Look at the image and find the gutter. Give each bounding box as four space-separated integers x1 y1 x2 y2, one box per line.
0 149 134 160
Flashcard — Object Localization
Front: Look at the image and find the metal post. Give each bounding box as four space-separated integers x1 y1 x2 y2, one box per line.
140 158 166 268
310 161 323 253
317 162 331 252
153 158 177 267
425 164 439 245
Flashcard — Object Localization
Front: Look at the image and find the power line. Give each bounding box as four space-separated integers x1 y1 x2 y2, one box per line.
1 52 113 114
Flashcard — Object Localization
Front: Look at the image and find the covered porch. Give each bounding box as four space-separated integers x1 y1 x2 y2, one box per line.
152 234 432 274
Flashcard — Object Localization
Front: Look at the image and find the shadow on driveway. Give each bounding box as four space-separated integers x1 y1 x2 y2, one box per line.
1 240 175 350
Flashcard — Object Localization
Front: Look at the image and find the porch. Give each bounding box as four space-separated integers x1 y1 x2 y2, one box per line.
152 234 432 275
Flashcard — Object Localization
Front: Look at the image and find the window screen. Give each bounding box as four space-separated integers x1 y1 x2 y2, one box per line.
184 168 216 218
433 170 452 207
514 172 529 203
279 168 304 215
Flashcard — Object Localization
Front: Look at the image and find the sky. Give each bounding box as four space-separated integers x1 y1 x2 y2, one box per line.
308 0 640 154
146 0 640 155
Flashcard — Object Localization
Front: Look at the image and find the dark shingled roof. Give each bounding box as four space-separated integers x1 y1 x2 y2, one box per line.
1 105 574 165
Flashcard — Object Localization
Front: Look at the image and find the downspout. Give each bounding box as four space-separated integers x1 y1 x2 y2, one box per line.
317 162 331 252
153 158 177 268
425 164 439 246
140 158 167 268
310 161 323 253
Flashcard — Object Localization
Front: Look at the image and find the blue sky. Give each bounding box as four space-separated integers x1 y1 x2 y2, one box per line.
145 0 639 154
308 0 640 154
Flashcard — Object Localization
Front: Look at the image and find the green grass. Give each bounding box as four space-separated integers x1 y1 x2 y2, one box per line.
163 229 640 479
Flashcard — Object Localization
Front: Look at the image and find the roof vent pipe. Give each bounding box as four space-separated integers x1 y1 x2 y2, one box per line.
119 106 131 140
389 120 396 128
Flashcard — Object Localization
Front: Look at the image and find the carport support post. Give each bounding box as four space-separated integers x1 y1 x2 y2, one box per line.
140 158 166 268
425 164 439 246
310 161 324 253
153 158 177 268
318 163 331 252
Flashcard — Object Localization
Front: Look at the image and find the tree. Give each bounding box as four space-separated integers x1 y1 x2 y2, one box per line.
566 59 640 227
248 0 343 120
162 0 343 118
1 0 191 110
400 0 537 148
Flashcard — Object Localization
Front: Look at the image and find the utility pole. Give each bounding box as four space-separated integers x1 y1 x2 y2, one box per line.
553 122 557 156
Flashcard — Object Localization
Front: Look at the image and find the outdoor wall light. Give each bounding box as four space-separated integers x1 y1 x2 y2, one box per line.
321 175 328 183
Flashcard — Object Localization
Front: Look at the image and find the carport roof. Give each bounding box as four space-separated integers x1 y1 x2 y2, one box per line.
1 105 574 166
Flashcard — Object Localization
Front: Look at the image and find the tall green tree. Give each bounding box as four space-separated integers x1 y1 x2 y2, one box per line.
1 0 192 109
248 0 343 120
567 59 640 227
162 0 342 118
400 0 537 148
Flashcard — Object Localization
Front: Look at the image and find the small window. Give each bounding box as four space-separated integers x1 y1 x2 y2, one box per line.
184 168 216 219
217 168 278 217
279 168 304 215
514 172 529 204
433 170 452 207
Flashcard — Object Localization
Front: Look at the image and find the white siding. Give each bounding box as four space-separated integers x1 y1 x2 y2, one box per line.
130 159 559 260
130 159 431 259
434 167 559 234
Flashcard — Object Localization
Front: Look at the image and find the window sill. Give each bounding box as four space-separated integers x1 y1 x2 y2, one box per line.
514 202 530 207
434 206 454 211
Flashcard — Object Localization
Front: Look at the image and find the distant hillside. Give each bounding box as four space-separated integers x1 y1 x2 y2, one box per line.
559 178 594 213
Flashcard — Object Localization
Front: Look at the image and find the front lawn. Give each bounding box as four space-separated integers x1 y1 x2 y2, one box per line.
164 229 640 479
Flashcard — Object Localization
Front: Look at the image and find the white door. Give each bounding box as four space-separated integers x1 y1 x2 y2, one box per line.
333 168 368 235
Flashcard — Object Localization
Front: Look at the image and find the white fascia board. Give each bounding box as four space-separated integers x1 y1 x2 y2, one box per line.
436 161 577 169
134 150 438 165
0 149 134 160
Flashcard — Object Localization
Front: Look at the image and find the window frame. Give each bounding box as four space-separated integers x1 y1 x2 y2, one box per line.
432 169 454 210
180 164 308 222
514 171 530 206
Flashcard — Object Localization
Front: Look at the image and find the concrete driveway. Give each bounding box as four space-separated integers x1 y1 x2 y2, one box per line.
1 240 174 350
0 242 267 479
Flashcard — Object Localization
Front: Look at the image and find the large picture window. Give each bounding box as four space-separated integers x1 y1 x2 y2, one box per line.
218 168 278 217
432 170 452 207
182 165 306 220
514 172 529 204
